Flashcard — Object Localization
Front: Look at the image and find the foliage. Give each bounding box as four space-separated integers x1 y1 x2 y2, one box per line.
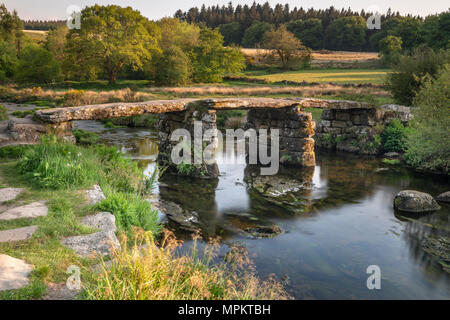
85 231 290 300
15 45 60 84
190 28 245 82
73 129 99 146
0 103 7 120
382 159 401 165
45 26 68 62
381 119 410 152
379 36 402 67
324 16 366 51
422 12 450 50
0 40 18 82
404 65 450 174
0 4 24 53
152 46 192 86
263 24 311 70
96 191 160 238
242 21 272 48
156 17 200 51
217 110 247 127
386 48 450 105
286 18 323 50
64 5 161 84
389 17 423 51
176 162 199 177
0 145 30 159
219 22 244 46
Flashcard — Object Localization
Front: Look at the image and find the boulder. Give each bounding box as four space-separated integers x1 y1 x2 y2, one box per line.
0 188 24 203
154 199 201 232
436 191 450 203
86 185 106 205
61 231 120 258
81 212 116 233
0 254 33 291
224 212 284 239
0 201 48 221
393 190 441 213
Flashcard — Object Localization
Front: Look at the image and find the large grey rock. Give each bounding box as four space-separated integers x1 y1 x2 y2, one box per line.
154 200 201 232
0 226 38 243
0 254 33 291
86 185 105 205
394 190 441 213
0 201 48 221
436 191 450 203
81 212 117 233
61 231 120 258
0 188 24 203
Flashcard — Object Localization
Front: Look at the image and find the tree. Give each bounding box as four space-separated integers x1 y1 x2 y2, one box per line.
385 48 450 105
405 65 450 173
423 11 450 50
0 4 24 54
0 40 18 82
379 35 402 66
286 18 323 50
157 18 200 50
263 25 310 70
219 22 244 46
45 25 69 62
190 28 245 82
242 21 272 48
389 17 423 51
15 45 60 84
324 16 366 51
64 5 160 84
153 46 191 86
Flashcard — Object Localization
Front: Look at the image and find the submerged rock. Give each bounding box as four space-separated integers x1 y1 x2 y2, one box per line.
393 190 441 213
224 212 283 239
154 199 201 232
422 235 450 274
436 191 450 203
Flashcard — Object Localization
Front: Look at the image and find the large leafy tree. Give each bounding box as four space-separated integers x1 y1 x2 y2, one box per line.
0 4 24 54
286 18 323 50
65 5 160 84
190 28 245 82
15 45 60 84
242 21 273 48
324 16 366 51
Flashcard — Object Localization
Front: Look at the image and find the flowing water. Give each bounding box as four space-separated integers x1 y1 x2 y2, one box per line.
75 121 450 300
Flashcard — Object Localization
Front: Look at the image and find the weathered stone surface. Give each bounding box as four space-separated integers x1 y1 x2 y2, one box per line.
61 231 120 258
379 104 413 124
35 98 301 124
0 201 48 221
294 98 373 110
0 188 24 203
436 191 450 203
81 212 117 233
86 185 105 205
393 190 441 213
224 212 284 239
422 235 450 274
0 254 33 291
0 226 38 243
43 283 80 300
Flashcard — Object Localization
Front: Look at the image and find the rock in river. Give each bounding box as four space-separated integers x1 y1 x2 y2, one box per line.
436 191 450 203
393 190 441 213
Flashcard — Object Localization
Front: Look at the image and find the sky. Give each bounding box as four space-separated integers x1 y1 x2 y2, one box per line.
3 0 449 21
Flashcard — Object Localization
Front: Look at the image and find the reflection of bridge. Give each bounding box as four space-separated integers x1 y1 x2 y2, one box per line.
1 98 410 177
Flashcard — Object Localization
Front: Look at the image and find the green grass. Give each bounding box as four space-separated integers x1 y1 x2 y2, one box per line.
0 104 8 120
245 68 390 84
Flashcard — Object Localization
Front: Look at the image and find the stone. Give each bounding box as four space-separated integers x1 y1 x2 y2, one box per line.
224 213 284 239
331 120 348 128
421 235 450 274
0 201 48 221
384 152 400 158
154 200 201 232
436 191 450 203
0 254 33 291
86 185 106 205
0 188 24 203
43 283 80 300
0 226 38 243
335 111 350 121
61 231 120 258
321 109 335 120
393 190 441 213
81 212 117 233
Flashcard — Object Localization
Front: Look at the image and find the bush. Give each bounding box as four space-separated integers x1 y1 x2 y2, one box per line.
0 41 18 82
73 129 99 145
15 45 60 84
381 119 409 152
95 191 160 238
379 35 402 67
404 65 450 174
0 104 7 120
386 48 450 105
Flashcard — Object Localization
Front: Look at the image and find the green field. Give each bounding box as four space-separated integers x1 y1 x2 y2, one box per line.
246 69 390 84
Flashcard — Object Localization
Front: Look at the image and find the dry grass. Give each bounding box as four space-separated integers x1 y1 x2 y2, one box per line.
85 230 290 300
145 84 389 97
241 49 378 62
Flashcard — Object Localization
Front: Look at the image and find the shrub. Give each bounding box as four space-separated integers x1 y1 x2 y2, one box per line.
225 116 245 130
0 40 18 82
95 191 160 238
0 104 7 120
73 129 99 146
15 45 60 84
153 46 191 86
379 35 402 67
404 65 450 174
85 231 290 300
381 119 409 152
386 48 450 105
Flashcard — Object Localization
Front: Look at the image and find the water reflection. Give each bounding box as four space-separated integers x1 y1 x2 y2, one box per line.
74 122 450 299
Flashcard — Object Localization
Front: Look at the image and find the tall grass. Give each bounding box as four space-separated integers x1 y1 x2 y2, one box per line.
85 231 290 300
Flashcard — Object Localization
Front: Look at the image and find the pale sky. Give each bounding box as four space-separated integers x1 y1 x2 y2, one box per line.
4 0 449 21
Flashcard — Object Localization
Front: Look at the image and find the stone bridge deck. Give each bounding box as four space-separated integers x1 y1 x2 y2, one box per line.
34 98 373 124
